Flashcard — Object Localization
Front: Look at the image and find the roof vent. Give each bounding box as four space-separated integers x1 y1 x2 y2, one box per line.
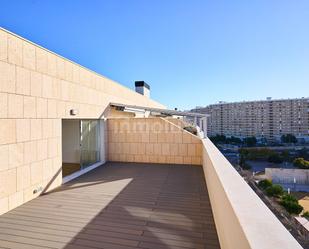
135 81 150 98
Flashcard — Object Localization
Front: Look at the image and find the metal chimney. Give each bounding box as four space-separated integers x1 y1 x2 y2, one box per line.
135 81 150 98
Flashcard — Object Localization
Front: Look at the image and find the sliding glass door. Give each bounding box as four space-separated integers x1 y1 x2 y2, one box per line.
80 120 100 169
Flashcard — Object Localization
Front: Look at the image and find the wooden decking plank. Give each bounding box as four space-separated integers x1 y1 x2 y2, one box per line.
0 162 220 249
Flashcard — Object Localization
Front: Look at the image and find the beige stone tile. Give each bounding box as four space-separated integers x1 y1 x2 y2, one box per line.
0 30 8 61
191 136 201 144
23 140 37 164
174 156 183 164
0 61 15 93
196 144 202 157
17 164 30 191
174 132 183 143
47 52 57 77
153 143 161 155
188 144 196 156
0 119 16 145
9 191 23 210
56 57 65 79
48 138 58 158
42 119 53 139
141 132 149 143
30 161 43 185
37 139 48 161
24 96 36 118
170 144 178 156
157 133 167 143
158 155 166 164
161 144 170 156
0 169 17 198
36 47 48 74
0 144 9 172
53 120 61 138
48 99 57 118
23 41 35 70
178 144 188 156
0 197 9 215
16 119 30 142
137 143 146 155
8 94 23 118
166 156 174 164
145 143 154 155
9 143 24 168
0 92 8 118
52 156 62 173
30 119 42 140
183 156 192 164
52 78 61 99
183 132 192 143
134 155 143 162
65 60 73 82
149 133 157 143
129 143 138 155
30 71 42 97
36 97 48 118
43 158 53 180
8 34 22 66
72 64 80 83
191 156 202 165
23 184 40 202
57 101 66 117
42 74 53 98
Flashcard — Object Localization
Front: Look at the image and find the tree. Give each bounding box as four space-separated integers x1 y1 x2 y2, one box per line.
258 179 272 190
298 147 309 160
265 184 284 197
281 150 290 162
226 136 242 144
210 134 226 144
281 134 297 144
293 158 309 169
268 153 283 164
243 136 257 147
280 194 303 214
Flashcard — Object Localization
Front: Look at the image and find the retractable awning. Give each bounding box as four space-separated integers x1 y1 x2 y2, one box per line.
110 103 209 118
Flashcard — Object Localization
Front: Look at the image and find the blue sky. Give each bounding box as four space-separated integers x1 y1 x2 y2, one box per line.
1 0 308 110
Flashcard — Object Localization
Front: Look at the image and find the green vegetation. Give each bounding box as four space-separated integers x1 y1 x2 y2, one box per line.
280 194 303 215
302 211 309 219
239 148 275 160
293 158 309 169
210 134 242 144
243 136 257 147
257 180 304 214
281 134 297 144
258 179 272 189
239 154 251 170
265 184 284 197
298 147 309 160
267 153 283 163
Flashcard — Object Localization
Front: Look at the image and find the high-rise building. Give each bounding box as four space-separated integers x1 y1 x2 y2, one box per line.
192 97 309 141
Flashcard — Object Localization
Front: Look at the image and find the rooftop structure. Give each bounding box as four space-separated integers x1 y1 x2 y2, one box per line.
0 27 304 248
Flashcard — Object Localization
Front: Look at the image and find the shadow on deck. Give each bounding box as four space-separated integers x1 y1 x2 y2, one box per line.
0 162 220 249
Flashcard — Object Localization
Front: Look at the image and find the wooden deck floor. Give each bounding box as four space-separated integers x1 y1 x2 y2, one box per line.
0 162 220 249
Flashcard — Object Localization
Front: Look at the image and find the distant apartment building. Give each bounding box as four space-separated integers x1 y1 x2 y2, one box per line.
192 97 309 141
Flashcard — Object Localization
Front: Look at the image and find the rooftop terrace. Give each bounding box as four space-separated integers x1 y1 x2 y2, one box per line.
0 162 220 249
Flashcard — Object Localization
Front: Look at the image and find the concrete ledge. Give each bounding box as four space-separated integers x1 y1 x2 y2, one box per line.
202 138 302 249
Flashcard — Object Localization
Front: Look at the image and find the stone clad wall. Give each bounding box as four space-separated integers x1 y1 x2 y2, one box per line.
107 118 202 165
0 28 164 215
202 138 303 249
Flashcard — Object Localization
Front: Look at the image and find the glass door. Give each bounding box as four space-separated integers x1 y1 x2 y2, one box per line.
80 120 100 169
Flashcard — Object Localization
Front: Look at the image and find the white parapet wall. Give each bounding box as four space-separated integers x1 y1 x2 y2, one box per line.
202 138 302 249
